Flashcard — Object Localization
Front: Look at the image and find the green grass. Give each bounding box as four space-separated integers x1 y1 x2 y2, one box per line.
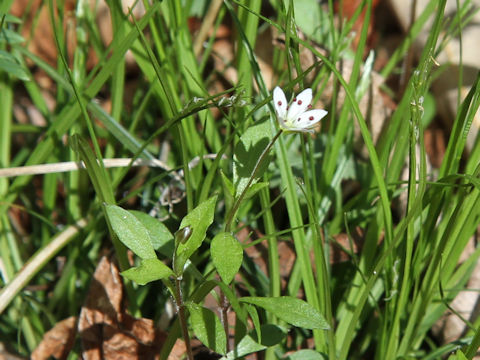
1 0 480 359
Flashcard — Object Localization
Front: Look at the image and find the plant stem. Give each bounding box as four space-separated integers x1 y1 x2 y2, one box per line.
225 129 282 232
220 291 230 352
174 278 194 360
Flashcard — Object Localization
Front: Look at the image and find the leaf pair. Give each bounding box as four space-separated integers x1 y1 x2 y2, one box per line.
105 205 174 285
105 195 219 284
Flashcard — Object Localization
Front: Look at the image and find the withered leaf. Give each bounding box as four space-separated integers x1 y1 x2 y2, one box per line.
31 316 77 360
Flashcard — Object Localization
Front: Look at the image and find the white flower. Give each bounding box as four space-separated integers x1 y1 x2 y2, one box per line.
273 86 328 133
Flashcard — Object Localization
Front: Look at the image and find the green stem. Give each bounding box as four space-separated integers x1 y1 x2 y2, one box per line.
225 129 282 232
220 291 230 352
174 278 194 360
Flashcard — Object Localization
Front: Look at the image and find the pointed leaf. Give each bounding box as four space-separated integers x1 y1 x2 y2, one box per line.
239 296 329 330
121 258 173 285
174 196 217 275
129 210 174 257
0 52 30 81
220 324 286 360
105 205 156 259
211 232 243 284
254 324 287 347
233 119 272 197
286 349 326 360
222 335 266 360
187 303 226 355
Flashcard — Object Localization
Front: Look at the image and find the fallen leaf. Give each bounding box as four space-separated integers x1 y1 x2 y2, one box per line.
78 256 166 359
31 316 77 360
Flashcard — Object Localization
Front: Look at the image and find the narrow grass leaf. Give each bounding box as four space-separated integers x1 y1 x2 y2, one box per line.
0 51 30 80
211 232 243 284
70 135 115 204
121 258 174 285
105 205 156 260
187 303 226 355
240 296 329 330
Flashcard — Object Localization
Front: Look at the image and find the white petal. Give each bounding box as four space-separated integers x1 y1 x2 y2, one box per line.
287 88 312 120
293 109 328 130
273 86 287 120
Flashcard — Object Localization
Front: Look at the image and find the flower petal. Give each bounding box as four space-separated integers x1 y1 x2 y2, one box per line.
287 88 312 120
273 86 287 120
293 109 328 130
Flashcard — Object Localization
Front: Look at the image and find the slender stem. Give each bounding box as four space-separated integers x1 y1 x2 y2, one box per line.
174 278 194 360
221 129 282 351
220 292 230 352
225 130 282 231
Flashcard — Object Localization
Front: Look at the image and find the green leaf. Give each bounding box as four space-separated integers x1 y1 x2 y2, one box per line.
292 0 323 42
233 119 272 197
447 350 468 360
222 335 266 360
245 304 261 344
105 205 156 260
221 324 286 360
252 324 286 347
211 232 243 284
220 170 234 210
2 14 22 24
70 135 115 204
243 182 269 201
239 296 330 330
121 258 173 285
174 196 217 275
129 210 174 257
187 303 226 355
0 29 25 44
286 349 326 360
0 51 29 80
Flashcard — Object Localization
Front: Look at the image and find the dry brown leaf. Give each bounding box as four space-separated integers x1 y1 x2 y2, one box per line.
165 339 186 360
31 316 77 360
78 256 166 359
79 256 124 331
335 0 380 51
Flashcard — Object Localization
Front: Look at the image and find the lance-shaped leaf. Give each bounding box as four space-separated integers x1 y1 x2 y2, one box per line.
239 296 329 330
233 119 272 197
129 210 174 257
121 258 174 285
174 196 217 275
211 232 243 284
187 303 226 355
105 205 156 260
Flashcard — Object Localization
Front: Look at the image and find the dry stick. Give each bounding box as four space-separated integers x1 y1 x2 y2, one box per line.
193 0 224 57
0 218 88 314
398 0 417 99
0 155 224 179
